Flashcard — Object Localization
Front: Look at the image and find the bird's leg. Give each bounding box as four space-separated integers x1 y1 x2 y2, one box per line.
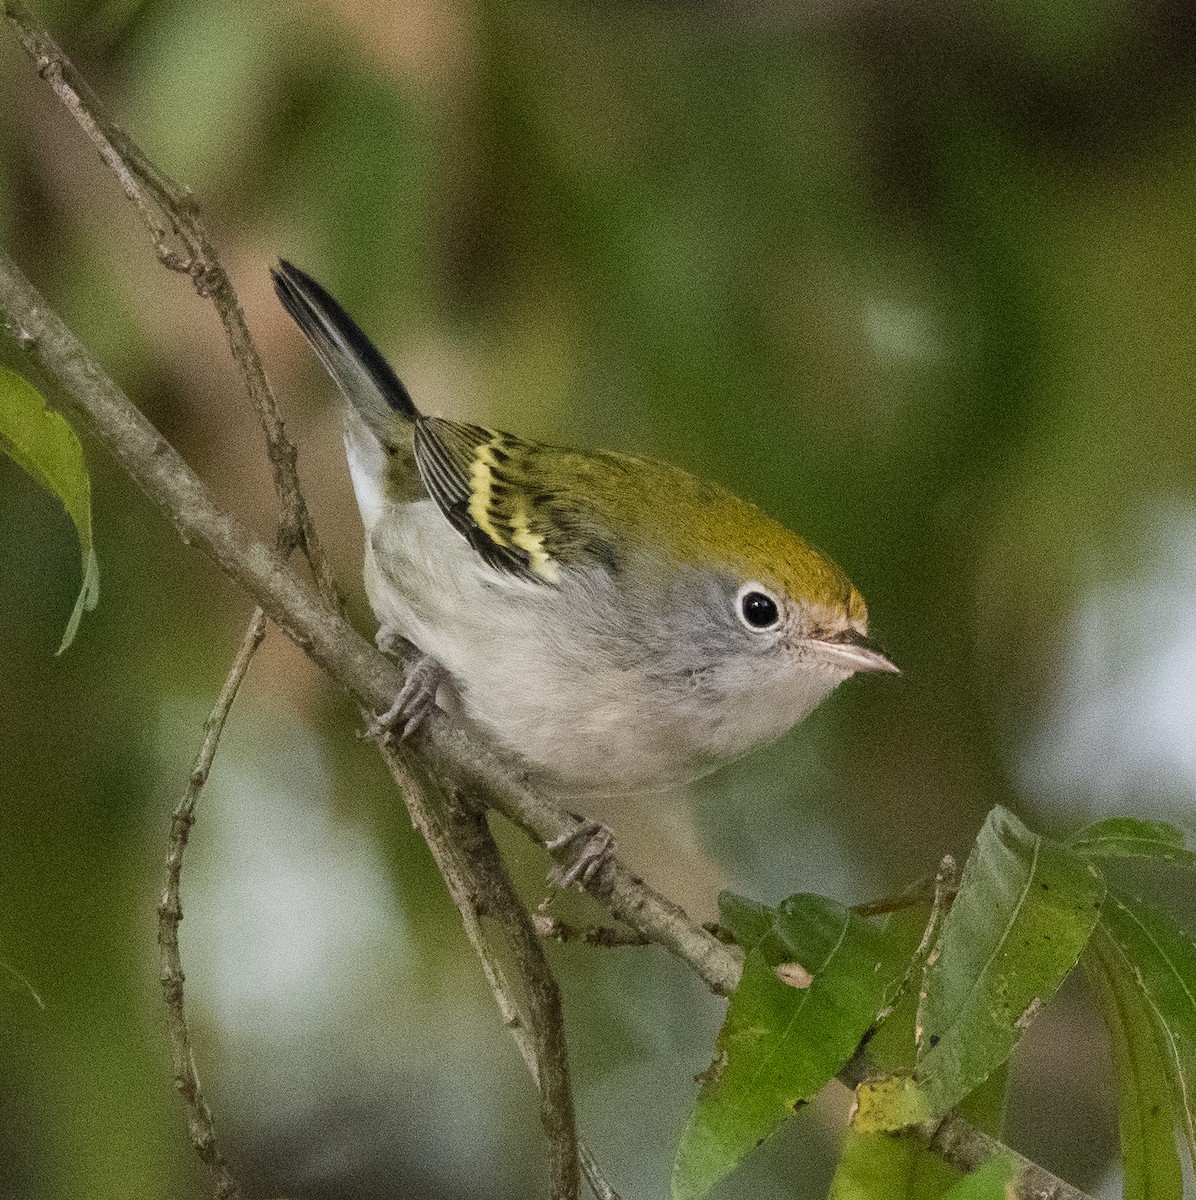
368 653 445 740
547 817 617 891
375 624 409 658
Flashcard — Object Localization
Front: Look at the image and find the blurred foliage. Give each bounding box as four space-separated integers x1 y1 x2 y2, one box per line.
4 0 1196 1196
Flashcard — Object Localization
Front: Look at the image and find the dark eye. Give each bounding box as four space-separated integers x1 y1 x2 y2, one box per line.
740 589 780 630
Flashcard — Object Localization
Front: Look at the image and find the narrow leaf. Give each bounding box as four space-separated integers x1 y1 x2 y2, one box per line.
0 368 99 651
672 895 913 1200
916 806 1105 1119
1099 889 1196 1175
1085 923 1183 1200
938 1158 1015 1200
831 903 1011 1200
1070 818 1196 869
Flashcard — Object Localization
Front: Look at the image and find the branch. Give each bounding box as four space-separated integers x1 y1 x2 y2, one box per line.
374 742 622 1200
157 611 266 1200
0 242 1096 1200
928 1113 1094 1200
534 917 653 949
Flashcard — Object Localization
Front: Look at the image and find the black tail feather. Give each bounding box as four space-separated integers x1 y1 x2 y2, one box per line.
271 260 419 424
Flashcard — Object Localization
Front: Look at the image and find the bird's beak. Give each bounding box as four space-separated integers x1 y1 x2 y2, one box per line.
808 639 900 675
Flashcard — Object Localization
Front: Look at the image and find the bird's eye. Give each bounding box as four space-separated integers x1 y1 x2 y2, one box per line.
738 587 781 631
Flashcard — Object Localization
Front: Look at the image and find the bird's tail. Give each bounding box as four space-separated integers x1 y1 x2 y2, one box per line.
271 260 419 442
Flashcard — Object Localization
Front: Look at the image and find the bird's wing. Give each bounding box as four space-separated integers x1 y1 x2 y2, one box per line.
413 417 624 584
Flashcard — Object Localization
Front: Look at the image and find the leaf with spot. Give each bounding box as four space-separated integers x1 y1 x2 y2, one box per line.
1097 889 1196 1187
672 893 917 1200
915 807 1105 1120
0 368 99 651
1070 818 1196 870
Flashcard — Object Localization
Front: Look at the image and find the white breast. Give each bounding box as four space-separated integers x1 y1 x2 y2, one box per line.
360 501 678 791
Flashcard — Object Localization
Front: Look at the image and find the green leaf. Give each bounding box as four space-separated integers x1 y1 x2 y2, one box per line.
1085 922 1183 1200
830 903 963 1200
717 891 777 952
916 807 1105 1119
672 895 913 1200
0 368 99 651
938 1158 1015 1200
829 1129 923 1200
828 893 1012 1200
830 1071 1013 1200
1098 889 1196 1174
1070 818 1196 869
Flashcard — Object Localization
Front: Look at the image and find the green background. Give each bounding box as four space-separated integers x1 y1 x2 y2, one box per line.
3 0 1196 1196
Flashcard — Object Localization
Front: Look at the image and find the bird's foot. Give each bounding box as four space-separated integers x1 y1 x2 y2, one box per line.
547 818 617 891
367 654 444 740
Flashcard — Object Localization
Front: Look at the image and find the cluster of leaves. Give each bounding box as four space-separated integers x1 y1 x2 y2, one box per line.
675 807 1196 1200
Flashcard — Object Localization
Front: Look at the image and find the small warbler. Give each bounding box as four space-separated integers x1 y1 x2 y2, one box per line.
273 261 896 816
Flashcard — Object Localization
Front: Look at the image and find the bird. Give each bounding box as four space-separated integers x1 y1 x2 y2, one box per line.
272 260 896 880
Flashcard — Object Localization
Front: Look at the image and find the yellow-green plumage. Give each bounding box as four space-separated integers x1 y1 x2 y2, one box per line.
397 417 865 621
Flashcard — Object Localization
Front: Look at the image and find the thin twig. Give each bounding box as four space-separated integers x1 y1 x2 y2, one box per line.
157 611 266 1200
3 0 338 603
2 11 344 1192
375 741 599 1200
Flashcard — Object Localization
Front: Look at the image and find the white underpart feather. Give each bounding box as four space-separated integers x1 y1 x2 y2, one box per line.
343 408 388 530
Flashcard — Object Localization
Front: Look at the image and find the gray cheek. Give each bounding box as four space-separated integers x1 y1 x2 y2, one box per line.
637 571 760 682
551 562 773 687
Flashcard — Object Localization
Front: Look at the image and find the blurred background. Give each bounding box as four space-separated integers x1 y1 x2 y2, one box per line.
3 0 1196 1196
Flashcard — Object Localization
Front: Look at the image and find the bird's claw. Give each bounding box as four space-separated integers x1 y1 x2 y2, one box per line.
547 819 616 891
366 655 444 740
